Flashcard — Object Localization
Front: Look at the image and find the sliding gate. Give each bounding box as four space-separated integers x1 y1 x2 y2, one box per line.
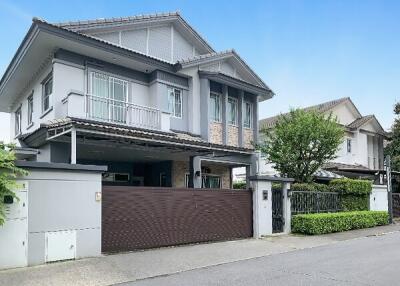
102 186 253 253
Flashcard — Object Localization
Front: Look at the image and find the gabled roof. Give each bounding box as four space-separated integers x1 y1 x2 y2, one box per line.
347 115 374 129
54 11 215 54
259 97 361 129
175 49 270 91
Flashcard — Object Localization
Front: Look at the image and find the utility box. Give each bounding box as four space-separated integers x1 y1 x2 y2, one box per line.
45 230 77 262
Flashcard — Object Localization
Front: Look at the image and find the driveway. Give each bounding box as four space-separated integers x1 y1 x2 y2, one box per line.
122 230 400 286
0 224 399 286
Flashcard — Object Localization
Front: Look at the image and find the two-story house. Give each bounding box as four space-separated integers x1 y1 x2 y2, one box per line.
0 12 273 189
257 97 386 180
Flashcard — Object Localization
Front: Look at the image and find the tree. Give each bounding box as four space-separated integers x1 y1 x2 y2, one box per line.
385 102 400 171
258 109 344 183
0 143 27 225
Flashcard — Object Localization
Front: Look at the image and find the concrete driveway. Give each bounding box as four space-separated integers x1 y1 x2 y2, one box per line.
125 230 400 286
0 224 399 286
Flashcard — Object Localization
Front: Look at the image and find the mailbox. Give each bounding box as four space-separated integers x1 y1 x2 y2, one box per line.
262 190 268 200
3 195 13 204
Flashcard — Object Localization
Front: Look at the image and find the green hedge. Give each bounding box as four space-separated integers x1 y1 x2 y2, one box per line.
329 178 372 195
292 211 389 235
329 178 372 211
233 181 246 189
291 182 330 192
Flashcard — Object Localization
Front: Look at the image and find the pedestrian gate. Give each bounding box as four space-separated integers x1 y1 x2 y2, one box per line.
272 189 284 233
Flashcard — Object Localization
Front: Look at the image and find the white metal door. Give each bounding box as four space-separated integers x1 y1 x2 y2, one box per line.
45 230 76 262
0 184 28 269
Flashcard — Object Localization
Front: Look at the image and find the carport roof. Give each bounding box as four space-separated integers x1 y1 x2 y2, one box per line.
20 117 255 155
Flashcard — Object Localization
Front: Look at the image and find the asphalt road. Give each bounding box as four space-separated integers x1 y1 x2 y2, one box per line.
119 231 400 286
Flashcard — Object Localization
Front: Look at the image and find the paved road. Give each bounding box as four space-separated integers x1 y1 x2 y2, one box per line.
120 231 400 286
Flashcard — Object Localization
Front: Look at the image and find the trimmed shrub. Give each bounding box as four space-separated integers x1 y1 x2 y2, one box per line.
329 178 372 195
233 181 246 189
291 182 330 192
292 211 389 235
329 178 372 211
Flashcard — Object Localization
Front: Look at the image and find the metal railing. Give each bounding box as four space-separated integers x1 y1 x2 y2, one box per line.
86 94 161 130
290 191 341 215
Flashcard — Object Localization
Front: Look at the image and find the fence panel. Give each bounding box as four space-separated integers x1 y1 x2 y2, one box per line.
291 191 341 215
392 193 400 218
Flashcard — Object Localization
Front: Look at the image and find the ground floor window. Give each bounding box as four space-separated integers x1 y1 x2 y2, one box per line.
185 173 221 188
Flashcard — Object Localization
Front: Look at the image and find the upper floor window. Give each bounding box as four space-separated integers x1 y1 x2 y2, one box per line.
15 106 21 136
210 92 221 122
42 74 53 113
27 93 33 126
347 138 352 153
227 97 238 126
168 87 182 118
244 101 253 128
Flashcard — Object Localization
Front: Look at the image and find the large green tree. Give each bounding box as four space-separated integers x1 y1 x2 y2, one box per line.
258 109 344 183
385 103 400 171
0 143 27 225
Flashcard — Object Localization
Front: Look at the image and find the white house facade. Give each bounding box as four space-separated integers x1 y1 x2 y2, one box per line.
256 97 386 179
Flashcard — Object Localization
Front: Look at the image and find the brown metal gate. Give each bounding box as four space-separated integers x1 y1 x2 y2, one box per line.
393 193 400 218
102 186 253 253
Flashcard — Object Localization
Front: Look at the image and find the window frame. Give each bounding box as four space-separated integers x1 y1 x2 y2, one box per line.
15 106 22 136
41 73 53 114
184 172 222 189
167 86 183 119
243 101 253 128
347 138 352 153
27 92 34 126
209 92 222 123
227 97 238 126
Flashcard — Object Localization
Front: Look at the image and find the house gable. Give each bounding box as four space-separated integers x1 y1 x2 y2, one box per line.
327 99 362 125
57 13 212 63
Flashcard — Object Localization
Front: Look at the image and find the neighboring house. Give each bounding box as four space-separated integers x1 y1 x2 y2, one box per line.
0 12 273 189
252 97 386 181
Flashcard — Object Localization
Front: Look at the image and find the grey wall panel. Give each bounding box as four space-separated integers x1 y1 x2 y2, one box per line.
94 32 120 44
28 232 45 265
121 29 147 54
28 179 101 232
148 26 172 62
76 228 101 258
173 28 193 61
170 89 189 132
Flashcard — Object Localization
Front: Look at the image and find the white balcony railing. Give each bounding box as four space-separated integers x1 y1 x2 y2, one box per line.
86 94 162 130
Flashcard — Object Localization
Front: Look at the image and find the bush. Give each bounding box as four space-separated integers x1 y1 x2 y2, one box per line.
291 182 330 192
233 181 246 189
329 178 372 211
292 211 389 235
329 178 372 195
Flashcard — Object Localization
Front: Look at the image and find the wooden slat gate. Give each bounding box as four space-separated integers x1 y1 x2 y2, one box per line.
102 186 253 253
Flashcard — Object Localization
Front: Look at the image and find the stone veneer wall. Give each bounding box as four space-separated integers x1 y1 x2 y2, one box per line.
209 122 223 145
243 128 254 149
171 161 231 189
227 125 239 147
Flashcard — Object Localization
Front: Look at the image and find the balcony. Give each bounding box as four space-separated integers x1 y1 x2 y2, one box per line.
84 94 171 131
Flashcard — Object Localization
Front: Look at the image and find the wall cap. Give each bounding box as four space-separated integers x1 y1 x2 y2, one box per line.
248 175 294 183
15 160 107 172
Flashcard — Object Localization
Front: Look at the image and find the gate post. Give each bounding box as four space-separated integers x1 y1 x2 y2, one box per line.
282 182 292 234
249 176 294 238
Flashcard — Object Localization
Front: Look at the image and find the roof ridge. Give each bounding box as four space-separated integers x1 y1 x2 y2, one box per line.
53 11 181 28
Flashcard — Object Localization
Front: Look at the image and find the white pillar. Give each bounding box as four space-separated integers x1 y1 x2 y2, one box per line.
193 156 202 188
71 127 77 164
282 182 292 234
251 179 272 238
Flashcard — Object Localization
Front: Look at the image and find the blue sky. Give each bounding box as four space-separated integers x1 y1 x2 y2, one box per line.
0 0 399 141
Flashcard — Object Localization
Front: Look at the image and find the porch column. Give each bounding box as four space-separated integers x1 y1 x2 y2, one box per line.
222 85 228 145
238 90 244 148
71 127 77 164
246 151 260 188
189 156 202 188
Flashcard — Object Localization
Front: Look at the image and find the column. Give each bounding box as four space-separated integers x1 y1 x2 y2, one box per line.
251 179 272 238
199 78 210 141
282 182 292 234
71 127 77 164
238 90 244 147
222 85 228 145
189 156 202 188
